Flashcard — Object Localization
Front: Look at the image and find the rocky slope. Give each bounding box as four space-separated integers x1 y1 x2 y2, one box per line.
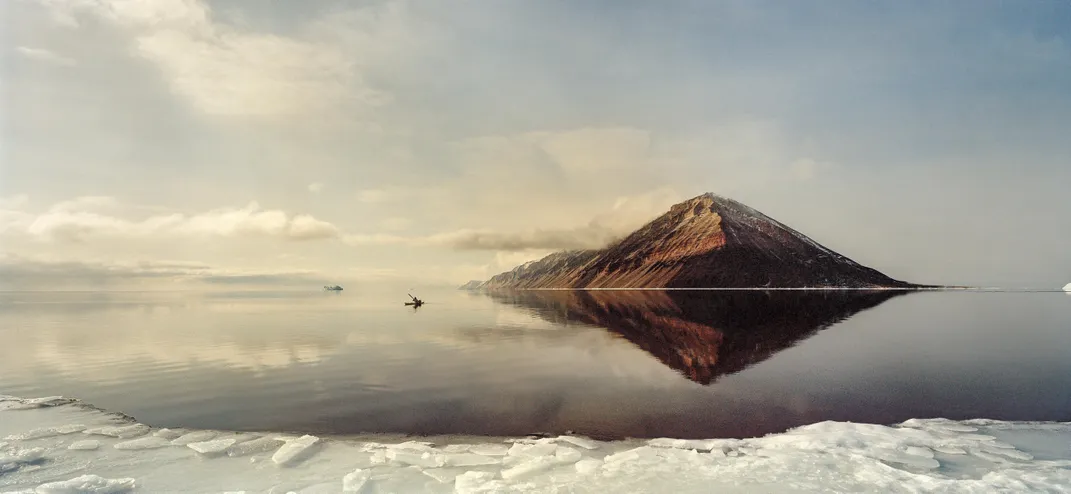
477 193 914 289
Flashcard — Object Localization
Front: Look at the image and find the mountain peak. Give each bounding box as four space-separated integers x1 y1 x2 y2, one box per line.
478 193 914 289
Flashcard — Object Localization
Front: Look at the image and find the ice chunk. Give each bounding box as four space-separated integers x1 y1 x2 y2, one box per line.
0 448 45 473
575 458 602 474
227 436 284 457
981 446 1034 461
647 437 720 452
169 431 217 445
385 449 443 468
467 444 509 456
271 435 320 466
6 424 86 441
934 445 967 455
454 471 504 494
421 467 463 483
83 424 149 439
152 428 183 440
873 448 941 470
114 437 171 450
0 396 71 411
507 442 557 458
500 457 559 481
34 474 135 494
442 453 500 467
554 435 599 450
188 438 237 456
68 440 100 451
1063 282 1071 292
554 446 583 464
604 446 660 463
441 444 472 453
342 468 371 492
387 440 434 452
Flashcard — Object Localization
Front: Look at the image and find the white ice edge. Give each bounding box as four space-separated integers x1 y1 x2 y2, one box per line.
1 395 1070 493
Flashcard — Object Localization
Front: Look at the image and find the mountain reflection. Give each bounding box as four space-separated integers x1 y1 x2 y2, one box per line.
486 290 904 384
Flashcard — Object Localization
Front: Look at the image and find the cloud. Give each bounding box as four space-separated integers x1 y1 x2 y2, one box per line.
38 0 393 116
16 46 76 66
427 227 616 251
2 197 340 242
47 195 119 213
308 183 325 193
341 188 680 252
0 195 30 209
341 233 409 246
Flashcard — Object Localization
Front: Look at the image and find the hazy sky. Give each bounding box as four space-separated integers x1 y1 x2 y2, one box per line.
2 0 1070 289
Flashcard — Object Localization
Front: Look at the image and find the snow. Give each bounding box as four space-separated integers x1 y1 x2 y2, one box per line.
1 396 1070 493
341 469 371 491
32 474 135 494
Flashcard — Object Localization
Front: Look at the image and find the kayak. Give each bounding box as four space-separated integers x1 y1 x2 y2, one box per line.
405 302 424 307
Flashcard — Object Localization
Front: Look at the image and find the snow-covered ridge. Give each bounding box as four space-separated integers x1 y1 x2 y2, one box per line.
2 395 1070 493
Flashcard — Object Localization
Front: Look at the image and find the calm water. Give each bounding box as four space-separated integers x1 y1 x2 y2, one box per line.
1 289 1068 439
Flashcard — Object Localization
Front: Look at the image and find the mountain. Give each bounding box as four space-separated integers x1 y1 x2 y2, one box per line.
487 289 904 384
458 280 485 290
477 193 915 289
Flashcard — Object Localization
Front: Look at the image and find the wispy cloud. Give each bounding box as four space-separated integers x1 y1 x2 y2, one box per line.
16 46 76 66
2 197 340 242
342 187 681 252
307 183 325 194
36 0 395 116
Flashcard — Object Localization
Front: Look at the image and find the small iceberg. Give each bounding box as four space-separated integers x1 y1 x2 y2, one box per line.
1063 283 1071 292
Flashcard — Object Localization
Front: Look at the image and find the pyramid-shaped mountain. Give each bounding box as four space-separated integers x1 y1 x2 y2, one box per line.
476 193 915 289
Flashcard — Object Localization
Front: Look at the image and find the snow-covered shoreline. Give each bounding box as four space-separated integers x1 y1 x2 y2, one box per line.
2 395 1070 493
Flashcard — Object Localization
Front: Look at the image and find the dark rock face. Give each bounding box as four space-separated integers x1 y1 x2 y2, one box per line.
478 193 914 289
487 289 905 385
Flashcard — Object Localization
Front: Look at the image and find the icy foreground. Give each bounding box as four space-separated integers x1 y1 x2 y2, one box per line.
1 396 1070 493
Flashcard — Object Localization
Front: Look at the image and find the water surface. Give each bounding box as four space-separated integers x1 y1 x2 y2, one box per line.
0 289 1068 439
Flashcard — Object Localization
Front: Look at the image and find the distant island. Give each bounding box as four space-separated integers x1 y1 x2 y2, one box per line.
458 280 485 290
463 193 920 290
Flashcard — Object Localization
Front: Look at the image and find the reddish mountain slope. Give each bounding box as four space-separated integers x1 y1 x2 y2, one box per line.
476 193 913 289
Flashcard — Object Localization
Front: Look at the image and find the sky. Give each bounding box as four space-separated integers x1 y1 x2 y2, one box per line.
2 0 1070 290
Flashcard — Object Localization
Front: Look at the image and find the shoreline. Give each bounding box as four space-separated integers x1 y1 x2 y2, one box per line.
2 394 1070 493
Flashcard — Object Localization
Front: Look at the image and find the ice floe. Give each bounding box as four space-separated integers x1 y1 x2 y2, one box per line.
187 438 236 456
1 395 1070 493
66 440 100 451
33 474 135 494
271 435 320 466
